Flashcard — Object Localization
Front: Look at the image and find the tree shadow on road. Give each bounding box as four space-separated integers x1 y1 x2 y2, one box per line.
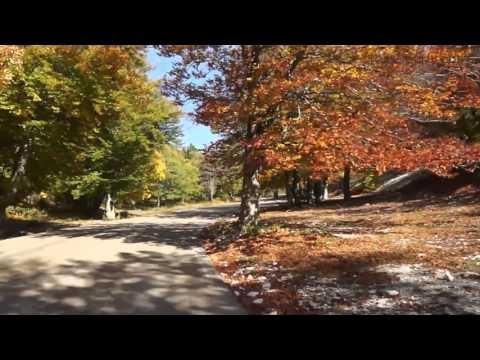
0 250 243 314
31 221 207 250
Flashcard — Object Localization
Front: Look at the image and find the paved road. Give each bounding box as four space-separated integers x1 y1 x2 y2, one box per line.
0 202 259 315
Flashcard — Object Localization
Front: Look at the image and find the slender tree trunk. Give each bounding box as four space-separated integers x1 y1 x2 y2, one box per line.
0 203 7 220
285 172 293 206
157 196 161 207
273 190 279 200
343 164 351 200
313 181 322 205
323 179 329 200
292 170 301 207
208 177 215 201
305 178 313 204
4 141 30 213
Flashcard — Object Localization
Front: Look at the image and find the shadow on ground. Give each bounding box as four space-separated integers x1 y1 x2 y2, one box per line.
0 250 243 314
33 221 206 250
0 219 73 241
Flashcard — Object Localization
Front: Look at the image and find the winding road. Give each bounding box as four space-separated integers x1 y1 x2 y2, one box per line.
0 202 261 314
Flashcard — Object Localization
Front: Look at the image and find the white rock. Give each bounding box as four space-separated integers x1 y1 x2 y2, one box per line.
234 291 240 296
262 282 271 289
445 271 455 281
257 276 267 282
247 275 254 281
252 298 264 304
436 270 455 281
247 291 259 297
385 290 399 297
376 298 394 309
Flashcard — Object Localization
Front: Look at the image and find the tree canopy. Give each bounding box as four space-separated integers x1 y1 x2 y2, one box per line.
157 45 480 229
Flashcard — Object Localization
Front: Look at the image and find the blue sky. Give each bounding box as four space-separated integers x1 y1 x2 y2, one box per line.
146 48 219 149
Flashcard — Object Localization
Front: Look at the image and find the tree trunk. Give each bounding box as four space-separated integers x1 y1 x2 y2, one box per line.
273 190 279 200
239 166 260 230
285 172 293 206
4 141 31 212
343 164 351 201
0 203 7 220
292 170 301 207
209 177 215 201
323 179 329 200
305 178 313 204
157 196 161 207
313 181 322 205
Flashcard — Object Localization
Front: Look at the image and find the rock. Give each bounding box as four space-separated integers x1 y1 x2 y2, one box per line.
252 298 263 304
435 269 455 281
385 290 400 297
262 282 271 290
376 169 435 193
234 291 240 296
247 291 259 297
257 276 267 282
377 228 392 234
246 275 254 281
266 289 281 294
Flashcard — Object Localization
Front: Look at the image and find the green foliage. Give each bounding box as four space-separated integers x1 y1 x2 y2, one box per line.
154 145 203 204
0 46 182 216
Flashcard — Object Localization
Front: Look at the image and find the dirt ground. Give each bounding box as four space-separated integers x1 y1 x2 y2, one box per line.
203 188 480 314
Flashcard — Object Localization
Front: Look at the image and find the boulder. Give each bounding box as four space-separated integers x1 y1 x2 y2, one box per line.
376 169 437 194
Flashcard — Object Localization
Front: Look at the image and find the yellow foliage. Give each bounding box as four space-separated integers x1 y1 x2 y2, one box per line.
151 150 167 181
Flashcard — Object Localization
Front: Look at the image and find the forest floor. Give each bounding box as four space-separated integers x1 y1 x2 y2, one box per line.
203 186 480 314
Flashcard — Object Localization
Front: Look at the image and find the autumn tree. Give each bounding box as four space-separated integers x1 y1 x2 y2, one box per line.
156 45 480 229
261 46 480 201
156 45 313 230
